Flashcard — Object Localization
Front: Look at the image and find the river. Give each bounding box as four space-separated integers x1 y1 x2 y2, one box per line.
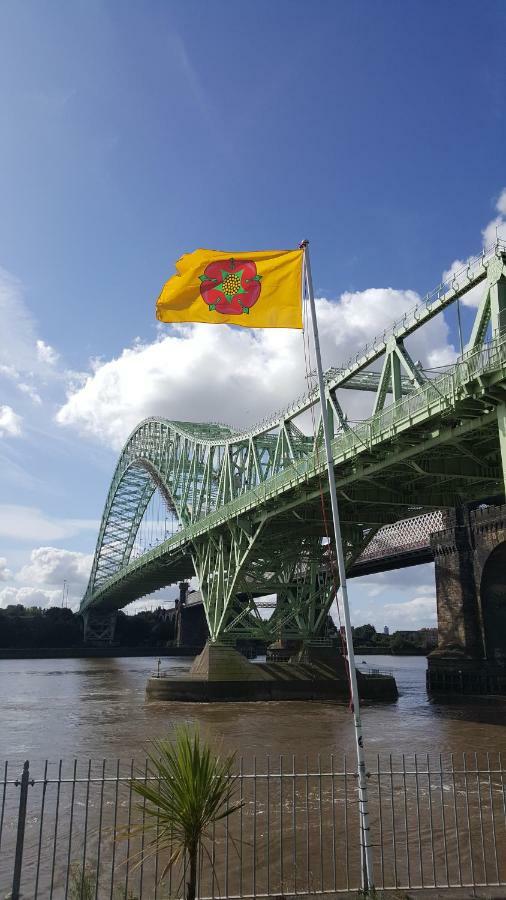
1 654 505 764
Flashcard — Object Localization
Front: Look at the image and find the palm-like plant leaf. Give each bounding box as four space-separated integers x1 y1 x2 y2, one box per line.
118 727 243 899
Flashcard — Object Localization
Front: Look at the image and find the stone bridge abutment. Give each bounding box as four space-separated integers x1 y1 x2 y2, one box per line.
428 503 506 693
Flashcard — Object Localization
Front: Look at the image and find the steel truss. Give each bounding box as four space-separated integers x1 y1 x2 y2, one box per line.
81 242 506 643
82 609 117 645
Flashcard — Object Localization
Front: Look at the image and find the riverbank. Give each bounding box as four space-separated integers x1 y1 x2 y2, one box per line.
0 645 199 659
0 644 431 660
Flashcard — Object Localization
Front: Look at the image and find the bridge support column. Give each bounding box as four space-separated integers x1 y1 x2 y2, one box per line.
498 402 506 492
176 608 209 651
430 509 481 658
428 504 506 694
82 610 118 646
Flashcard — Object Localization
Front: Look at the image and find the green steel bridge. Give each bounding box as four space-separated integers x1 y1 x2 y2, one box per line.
81 243 506 645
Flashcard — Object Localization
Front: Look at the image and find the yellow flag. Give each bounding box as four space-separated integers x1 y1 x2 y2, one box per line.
156 248 303 329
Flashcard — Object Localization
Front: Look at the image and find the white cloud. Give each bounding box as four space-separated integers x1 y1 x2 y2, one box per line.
18 383 42 404
343 587 437 631
17 546 92 588
56 289 453 449
482 190 506 248
0 405 22 437
0 363 18 380
0 268 38 374
355 564 435 596
0 585 61 609
0 557 11 581
0 504 98 542
484 188 506 243
496 189 506 217
0 266 68 418
36 339 59 366
336 564 437 631
444 189 506 309
442 259 484 310
0 550 179 613
0 546 93 611
482 216 505 251
383 593 437 629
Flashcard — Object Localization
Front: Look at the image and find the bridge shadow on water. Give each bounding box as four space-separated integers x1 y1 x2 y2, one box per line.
427 692 506 726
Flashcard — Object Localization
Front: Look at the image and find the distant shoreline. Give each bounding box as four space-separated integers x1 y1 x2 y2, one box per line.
0 646 199 660
0 645 431 660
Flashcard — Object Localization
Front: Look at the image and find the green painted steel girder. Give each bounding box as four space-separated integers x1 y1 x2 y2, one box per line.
81 244 506 643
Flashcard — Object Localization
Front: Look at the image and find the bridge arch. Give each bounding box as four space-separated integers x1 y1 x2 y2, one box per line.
481 541 506 663
83 418 197 604
86 459 182 597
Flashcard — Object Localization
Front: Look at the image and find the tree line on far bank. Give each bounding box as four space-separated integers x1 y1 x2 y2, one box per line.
0 605 436 655
0 605 176 649
351 623 437 655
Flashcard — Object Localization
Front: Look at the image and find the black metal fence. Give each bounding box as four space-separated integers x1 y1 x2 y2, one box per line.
1 752 505 898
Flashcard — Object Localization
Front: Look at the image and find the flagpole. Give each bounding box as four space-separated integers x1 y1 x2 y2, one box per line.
300 240 374 892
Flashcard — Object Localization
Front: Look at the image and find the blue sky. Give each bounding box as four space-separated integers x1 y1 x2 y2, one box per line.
0 0 505 626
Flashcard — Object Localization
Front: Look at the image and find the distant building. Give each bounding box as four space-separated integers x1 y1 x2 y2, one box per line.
383 625 390 636
419 627 438 649
393 628 438 649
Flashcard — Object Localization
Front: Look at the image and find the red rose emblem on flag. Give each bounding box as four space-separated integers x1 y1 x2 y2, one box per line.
199 258 262 316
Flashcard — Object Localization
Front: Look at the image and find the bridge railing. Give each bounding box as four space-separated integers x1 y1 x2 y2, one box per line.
2 752 505 898
323 239 505 389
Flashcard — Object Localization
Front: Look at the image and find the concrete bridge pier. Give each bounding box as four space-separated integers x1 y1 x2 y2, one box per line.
82 609 118 646
428 502 506 694
147 639 398 702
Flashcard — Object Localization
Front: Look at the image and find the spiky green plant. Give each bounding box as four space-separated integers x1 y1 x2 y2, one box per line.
120 727 243 900
68 864 95 900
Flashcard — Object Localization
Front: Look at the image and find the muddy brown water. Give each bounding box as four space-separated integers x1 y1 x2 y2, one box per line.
1 655 506 897
1 654 505 764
